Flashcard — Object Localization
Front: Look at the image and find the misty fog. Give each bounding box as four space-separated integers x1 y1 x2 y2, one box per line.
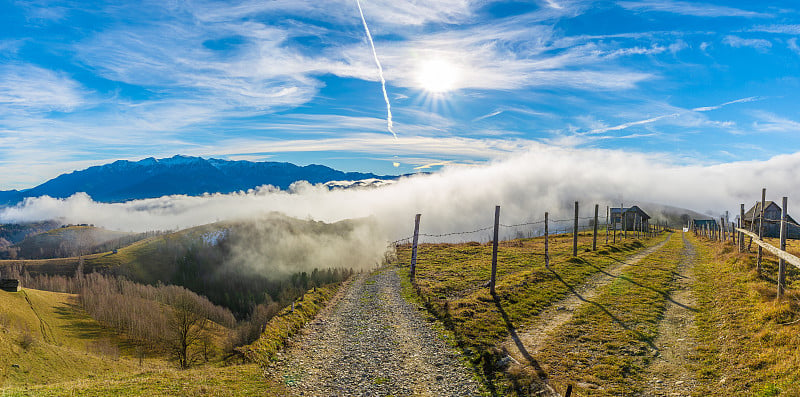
2 145 798 245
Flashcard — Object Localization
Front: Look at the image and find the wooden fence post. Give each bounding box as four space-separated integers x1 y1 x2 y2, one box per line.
490 206 500 295
545 212 549 269
605 206 609 244
778 196 788 299
613 207 617 244
622 204 627 239
573 201 579 257
410 214 421 279
739 204 745 252
593 204 599 251
721 217 726 242
758 188 766 274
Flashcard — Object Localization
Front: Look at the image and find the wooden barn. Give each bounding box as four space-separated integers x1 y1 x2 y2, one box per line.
610 206 651 231
742 201 800 239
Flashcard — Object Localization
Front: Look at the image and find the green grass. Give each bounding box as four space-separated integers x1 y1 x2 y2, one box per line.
0 287 289 395
2 363 287 396
0 288 147 388
394 231 668 395
535 232 686 395
690 235 800 395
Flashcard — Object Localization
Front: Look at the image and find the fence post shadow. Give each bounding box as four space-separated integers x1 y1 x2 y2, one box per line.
490 292 550 381
545 267 661 352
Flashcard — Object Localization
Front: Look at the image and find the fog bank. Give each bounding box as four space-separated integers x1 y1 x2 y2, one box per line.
2 145 798 243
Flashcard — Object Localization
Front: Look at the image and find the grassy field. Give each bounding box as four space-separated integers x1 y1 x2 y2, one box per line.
395 230 669 395
690 235 800 396
2 364 287 396
0 284 317 396
0 288 143 388
535 232 687 395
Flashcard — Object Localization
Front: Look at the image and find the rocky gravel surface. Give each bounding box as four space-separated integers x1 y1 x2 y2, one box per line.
270 268 482 396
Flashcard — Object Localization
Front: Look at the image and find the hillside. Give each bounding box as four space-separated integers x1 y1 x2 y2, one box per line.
0 286 290 395
0 288 142 387
9 225 146 260
0 213 376 317
0 155 398 205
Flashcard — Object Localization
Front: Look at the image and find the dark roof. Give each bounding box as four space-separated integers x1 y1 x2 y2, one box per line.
610 206 651 220
743 201 798 224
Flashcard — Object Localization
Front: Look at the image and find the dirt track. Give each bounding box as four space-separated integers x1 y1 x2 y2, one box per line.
503 234 673 362
639 233 699 396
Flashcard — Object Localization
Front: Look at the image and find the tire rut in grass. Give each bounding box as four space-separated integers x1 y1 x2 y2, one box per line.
639 233 699 396
273 268 481 396
503 234 673 362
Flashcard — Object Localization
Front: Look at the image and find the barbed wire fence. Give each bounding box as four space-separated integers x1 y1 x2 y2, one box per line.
391 202 670 295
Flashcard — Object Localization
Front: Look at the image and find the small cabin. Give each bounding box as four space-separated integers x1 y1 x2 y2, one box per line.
692 219 718 231
610 206 651 231
0 279 20 292
742 201 800 239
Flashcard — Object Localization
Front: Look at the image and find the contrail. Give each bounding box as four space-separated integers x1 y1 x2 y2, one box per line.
355 0 396 139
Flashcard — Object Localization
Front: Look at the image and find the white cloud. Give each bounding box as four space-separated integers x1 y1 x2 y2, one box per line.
618 1 769 18
0 64 87 113
4 147 800 244
749 24 800 35
789 38 800 55
192 0 482 27
751 112 800 133
723 35 772 51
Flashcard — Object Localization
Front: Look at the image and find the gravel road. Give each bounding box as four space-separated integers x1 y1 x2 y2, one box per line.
271 268 482 396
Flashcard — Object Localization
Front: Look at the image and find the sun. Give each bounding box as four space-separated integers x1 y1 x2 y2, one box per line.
415 59 460 93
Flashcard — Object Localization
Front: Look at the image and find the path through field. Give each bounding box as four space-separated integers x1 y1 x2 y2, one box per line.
640 233 699 396
270 268 481 396
503 234 673 362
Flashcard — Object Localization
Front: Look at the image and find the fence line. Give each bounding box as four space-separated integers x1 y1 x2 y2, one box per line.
693 188 799 300
401 202 669 289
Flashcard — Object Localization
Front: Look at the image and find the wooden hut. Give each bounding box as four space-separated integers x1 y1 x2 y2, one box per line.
0 279 20 292
610 206 651 231
742 201 800 239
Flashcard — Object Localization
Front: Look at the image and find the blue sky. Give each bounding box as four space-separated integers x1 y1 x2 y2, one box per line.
1 0 799 189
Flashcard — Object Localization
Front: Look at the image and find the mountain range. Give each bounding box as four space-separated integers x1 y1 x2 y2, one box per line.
0 155 397 205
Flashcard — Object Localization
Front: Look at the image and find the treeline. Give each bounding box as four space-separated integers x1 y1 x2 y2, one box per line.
8 264 353 367
136 229 356 317
18 270 233 368
7 229 166 260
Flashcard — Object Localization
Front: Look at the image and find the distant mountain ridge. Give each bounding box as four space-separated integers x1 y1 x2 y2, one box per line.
0 155 397 205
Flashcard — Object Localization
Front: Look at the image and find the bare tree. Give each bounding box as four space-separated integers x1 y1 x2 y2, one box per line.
163 289 208 369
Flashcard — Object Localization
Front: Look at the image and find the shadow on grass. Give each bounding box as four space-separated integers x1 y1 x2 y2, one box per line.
491 292 548 377
53 299 107 340
546 267 660 352
575 235 699 313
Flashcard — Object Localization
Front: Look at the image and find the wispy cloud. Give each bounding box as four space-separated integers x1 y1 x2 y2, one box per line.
749 24 800 35
723 35 772 51
579 97 760 136
789 38 800 55
0 64 88 113
691 96 758 112
618 0 769 18
751 112 800 133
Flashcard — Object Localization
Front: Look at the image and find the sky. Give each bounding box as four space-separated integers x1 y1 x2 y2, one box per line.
1 0 800 190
